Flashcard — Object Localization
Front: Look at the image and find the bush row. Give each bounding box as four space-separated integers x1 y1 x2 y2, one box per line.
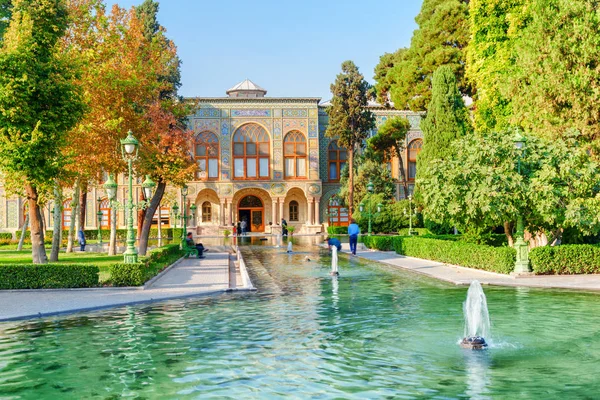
530 245 600 274
0 233 12 240
15 228 185 241
0 264 99 289
110 244 183 286
362 235 516 274
327 226 348 235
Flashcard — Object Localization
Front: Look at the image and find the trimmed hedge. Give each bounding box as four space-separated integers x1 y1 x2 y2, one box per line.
362 235 516 274
16 228 185 241
110 244 183 286
397 228 432 236
0 233 12 240
530 245 600 274
0 264 99 289
327 226 348 235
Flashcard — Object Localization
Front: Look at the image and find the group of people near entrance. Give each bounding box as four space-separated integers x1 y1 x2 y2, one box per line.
325 218 360 256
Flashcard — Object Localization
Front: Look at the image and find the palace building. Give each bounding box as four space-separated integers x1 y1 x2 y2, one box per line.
0 80 424 236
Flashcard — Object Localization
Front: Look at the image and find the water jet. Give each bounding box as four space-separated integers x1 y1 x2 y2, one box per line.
461 280 490 350
330 246 339 276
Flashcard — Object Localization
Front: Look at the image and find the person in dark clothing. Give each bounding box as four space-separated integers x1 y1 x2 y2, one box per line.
281 218 288 236
186 232 207 258
237 221 242 236
325 236 342 252
78 228 86 252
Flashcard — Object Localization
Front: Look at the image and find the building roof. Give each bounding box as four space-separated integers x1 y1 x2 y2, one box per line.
226 79 267 95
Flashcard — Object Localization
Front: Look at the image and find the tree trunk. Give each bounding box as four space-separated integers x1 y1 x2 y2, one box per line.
25 183 48 264
503 221 514 247
137 190 145 240
50 182 62 262
348 148 354 216
66 181 80 253
138 181 166 256
157 204 162 247
108 202 117 256
395 147 409 199
17 214 29 251
79 182 87 233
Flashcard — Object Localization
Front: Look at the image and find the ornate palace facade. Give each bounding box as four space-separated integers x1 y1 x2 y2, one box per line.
0 80 423 236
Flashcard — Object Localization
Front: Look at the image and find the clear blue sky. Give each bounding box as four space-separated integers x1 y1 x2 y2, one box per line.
106 0 422 100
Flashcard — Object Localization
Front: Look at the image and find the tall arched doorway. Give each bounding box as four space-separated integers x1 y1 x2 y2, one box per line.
238 195 264 233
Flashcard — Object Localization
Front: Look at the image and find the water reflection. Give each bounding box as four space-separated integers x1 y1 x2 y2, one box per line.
463 349 492 399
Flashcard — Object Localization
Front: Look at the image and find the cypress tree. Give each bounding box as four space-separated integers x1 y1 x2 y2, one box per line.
326 60 375 216
418 66 471 178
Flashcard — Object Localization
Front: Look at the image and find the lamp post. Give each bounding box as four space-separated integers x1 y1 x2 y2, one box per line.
172 202 179 232
404 194 415 235
190 203 197 227
359 181 383 236
513 130 530 273
97 197 103 245
121 131 139 264
180 185 189 246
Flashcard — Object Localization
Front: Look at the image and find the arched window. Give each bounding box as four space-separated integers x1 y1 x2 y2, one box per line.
328 140 347 182
407 139 423 181
233 124 270 179
284 131 307 178
99 198 111 229
202 201 212 222
62 198 72 229
195 131 219 180
289 200 299 221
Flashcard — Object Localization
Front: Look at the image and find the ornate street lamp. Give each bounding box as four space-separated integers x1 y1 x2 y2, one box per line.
359 181 382 235
120 131 139 264
190 203 197 226
103 175 118 202
97 197 103 245
513 130 530 273
180 185 189 247
172 202 179 231
142 175 156 201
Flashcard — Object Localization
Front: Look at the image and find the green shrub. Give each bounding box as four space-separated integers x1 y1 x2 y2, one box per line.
327 226 348 235
0 264 99 289
530 245 600 274
0 233 13 240
390 237 515 274
362 235 395 251
397 228 432 236
110 244 183 286
424 219 454 235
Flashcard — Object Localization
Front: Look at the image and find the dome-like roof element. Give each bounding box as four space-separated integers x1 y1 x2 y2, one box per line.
226 79 267 98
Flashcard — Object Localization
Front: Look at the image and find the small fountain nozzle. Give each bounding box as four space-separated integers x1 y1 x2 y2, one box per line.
460 336 488 350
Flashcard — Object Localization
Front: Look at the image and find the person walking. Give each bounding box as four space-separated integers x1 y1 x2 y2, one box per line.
348 219 360 256
78 228 86 252
241 219 247 236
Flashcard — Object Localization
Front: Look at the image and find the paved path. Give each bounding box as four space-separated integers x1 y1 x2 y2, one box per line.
0 252 253 322
348 244 600 291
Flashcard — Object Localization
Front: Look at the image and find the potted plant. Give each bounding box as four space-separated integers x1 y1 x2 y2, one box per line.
223 229 231 238
287 225 295 236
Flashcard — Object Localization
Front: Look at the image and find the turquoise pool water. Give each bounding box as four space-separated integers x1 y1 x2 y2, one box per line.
1 240 599 399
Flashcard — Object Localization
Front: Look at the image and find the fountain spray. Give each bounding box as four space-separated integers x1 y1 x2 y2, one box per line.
330 246 339 276
461 280 490 350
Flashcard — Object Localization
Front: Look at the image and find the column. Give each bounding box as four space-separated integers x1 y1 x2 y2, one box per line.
315 197 321 225
308 198 314 225
220 201 226 226
278 198 284 223
226 199 232 226
271 199 277 225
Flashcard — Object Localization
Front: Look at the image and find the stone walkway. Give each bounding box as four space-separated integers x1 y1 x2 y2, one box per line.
349 244 600 291
0 252 254 322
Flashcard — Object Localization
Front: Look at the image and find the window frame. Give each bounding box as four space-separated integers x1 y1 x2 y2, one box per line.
232 124 271 180
283 131 307 179
289 200 299 221
328 140 347 182
201 201 212 223
407 139 423 181
194 131 220 181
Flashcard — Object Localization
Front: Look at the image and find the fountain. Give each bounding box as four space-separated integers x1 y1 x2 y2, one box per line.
330 246 339 276
287 240 293 253
461 280 490 350
275 233 282 248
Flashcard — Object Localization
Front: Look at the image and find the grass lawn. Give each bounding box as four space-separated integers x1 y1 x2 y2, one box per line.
0 250 122 282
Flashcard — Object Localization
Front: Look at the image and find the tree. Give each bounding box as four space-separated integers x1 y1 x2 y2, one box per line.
418 66 471 185
419 129 600 245
372 48 406 105
508 0 600 143
379 0 471 111
326 60 375 216
339 158 395 211
368 117 411 198
466 0 527 132
0 0 11 41
0 0 85 263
